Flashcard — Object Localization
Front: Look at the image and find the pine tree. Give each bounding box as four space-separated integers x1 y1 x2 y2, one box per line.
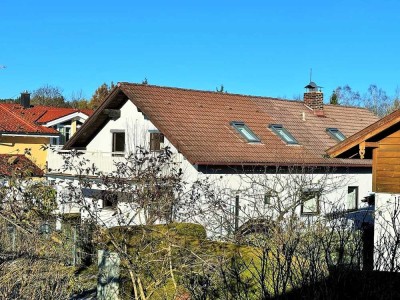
329 90 339 105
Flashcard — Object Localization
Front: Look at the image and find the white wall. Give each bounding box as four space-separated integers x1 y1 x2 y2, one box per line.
86 100 162 154
50 98 374 236
374 192 400 271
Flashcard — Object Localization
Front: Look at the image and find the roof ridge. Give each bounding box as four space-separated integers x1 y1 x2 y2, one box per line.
324 103 373 111
0 103 43 132
118 82 302 104
119 82 377 112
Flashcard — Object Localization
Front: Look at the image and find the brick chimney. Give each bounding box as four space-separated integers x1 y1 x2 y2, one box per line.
304 82 324 116
20 91 31 109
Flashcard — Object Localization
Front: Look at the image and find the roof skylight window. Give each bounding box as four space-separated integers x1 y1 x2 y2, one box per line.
269 124 298 144
326 128 346 142
231 121 260 143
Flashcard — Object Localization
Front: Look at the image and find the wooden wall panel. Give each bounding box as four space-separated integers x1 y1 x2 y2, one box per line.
374 132 400 193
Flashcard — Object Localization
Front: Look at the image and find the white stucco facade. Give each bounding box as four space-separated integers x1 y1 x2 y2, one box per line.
374 192 400 271
47 99 374 235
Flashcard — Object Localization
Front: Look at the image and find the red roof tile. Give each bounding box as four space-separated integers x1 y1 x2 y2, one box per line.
0 104 57 134
0 154 43 177
66 83 379 167
0 104 93 135
34 106 93 123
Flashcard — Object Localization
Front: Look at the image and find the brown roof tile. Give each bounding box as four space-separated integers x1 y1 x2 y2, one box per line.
327 109 400 157
66 83 379 167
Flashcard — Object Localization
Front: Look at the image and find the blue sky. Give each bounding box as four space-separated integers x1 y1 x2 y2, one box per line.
1 0 400 101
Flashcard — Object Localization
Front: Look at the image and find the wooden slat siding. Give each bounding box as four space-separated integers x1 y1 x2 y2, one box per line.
376 158 400 165
376 171 400 178
379 138 400 145
374 130 400 193
378 151 400 158
376 184 400 193
388 130 400 138
379 144 400 151
372 147 378 192
376 164 400 172
374 177 400 184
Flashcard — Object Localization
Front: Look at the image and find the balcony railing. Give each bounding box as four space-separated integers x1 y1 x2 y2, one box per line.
46 147 185 176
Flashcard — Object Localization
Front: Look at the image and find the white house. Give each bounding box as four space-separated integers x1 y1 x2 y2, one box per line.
47 82 379 236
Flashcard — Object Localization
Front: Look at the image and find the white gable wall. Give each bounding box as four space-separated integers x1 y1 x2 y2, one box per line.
86 100 162 154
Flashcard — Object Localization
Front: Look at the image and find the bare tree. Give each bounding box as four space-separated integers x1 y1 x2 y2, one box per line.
31 84 69 107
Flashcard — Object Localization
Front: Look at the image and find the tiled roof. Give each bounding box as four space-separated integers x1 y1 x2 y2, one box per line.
66 83 379 167
34 107 93 123
0 104 57 134
327 109 400 157
0 154 43 177
0 104 93 135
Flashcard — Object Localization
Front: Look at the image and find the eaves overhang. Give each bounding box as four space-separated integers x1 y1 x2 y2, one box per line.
63 86 128 150
44 112 90 127
327 109 400 158
1 132 60 138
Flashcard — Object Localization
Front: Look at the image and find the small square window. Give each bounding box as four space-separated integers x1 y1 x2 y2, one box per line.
300 190 320 215
150 132 165 151
102 191 118 209
262 191 277 205
347 186 358 211
231 122 260 143
326 128 346 142
269 124 298 144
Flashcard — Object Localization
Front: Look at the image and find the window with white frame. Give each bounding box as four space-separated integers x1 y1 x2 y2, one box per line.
51 123 72 145
60 125 71 145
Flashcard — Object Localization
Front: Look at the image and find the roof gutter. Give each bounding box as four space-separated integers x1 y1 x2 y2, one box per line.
1 133 60 138
194 161 373 168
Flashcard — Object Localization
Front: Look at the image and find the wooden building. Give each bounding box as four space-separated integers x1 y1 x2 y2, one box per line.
328 109 400 194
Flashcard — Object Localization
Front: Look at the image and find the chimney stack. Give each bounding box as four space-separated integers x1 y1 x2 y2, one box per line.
20 91 30 109
304 82 324 116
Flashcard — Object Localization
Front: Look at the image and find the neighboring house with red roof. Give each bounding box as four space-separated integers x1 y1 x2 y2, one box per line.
47 82 379 233
0 92 93 169
0 154 43 178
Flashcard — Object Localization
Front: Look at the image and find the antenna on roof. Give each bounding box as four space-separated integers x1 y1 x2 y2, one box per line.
309 68 312 82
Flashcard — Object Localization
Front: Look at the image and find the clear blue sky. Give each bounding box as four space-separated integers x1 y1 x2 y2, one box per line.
1 0 400 101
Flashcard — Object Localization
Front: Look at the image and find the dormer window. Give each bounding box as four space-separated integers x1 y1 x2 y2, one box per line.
269 124 298 144
231 121 260 143
326 128 346 142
